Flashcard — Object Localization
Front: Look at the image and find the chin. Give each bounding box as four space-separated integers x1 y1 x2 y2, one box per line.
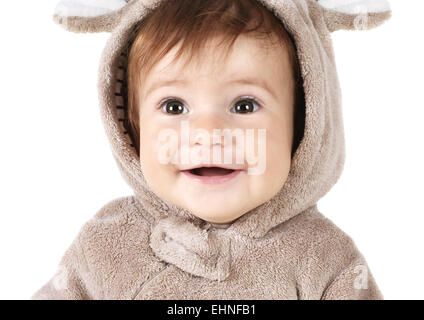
188 207 242 224
202 217 237 224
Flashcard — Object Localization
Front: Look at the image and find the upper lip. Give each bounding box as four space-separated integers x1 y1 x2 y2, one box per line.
178 163 245 171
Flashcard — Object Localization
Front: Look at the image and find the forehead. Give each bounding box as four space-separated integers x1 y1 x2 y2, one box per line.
144 34 291 86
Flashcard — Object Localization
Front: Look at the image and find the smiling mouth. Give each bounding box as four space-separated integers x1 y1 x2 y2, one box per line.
186 167 236 176
180 166 242 184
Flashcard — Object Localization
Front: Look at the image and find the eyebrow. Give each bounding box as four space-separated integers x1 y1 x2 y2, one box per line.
144 76 277 100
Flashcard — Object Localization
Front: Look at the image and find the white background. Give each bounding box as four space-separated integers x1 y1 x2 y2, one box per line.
0 0 423 300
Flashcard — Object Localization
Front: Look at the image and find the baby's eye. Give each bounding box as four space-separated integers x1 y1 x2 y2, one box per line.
160 99 189 115
230 97 261 114
159 97 260 115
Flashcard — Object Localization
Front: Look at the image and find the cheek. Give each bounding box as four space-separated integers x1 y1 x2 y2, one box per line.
138 121 156 170
259 118 292 188
266 134 291 179
245 133 291 206
139 116 181 178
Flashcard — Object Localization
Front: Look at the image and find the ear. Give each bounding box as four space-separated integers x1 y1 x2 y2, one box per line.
316 0 392 32
53 0 133 33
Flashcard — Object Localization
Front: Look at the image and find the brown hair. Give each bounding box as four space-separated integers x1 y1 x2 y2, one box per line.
126 0 305 158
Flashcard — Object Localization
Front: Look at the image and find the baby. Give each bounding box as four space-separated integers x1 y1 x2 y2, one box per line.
33 0 391 299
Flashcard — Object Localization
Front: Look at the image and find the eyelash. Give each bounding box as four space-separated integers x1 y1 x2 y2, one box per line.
157 96 262 114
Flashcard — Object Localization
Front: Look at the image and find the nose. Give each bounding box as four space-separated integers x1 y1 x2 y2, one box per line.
179 108 246 169
189 111 228 147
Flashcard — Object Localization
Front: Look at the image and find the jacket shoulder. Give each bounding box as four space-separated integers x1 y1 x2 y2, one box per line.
33 196 159 299
88 196 144 223
75 196 160 299
78 195 152 250
279 208 358 256
284 209 379 299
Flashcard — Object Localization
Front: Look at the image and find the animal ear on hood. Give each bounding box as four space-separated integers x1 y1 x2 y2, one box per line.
316 0 392 32
52 0 133 33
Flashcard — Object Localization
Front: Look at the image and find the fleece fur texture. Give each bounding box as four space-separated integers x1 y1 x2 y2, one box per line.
53 0 131 33
33 0 391 300
54 0 128 17
318 0 390 14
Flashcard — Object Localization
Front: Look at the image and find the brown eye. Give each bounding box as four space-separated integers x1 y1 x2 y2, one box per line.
161 99 188 115
231 98 260 114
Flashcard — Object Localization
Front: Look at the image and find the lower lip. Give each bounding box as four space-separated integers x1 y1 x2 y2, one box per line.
181 169 243 184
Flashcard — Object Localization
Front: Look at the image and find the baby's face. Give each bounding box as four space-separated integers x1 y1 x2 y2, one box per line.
138 35 294 224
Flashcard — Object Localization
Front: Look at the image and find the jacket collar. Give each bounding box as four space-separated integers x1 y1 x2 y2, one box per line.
149 215 232 281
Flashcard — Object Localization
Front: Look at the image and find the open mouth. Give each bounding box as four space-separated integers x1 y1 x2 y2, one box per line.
188 167 236 177
180 166 243 184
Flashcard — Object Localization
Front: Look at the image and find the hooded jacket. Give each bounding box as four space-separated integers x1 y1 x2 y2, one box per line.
32 0 391 300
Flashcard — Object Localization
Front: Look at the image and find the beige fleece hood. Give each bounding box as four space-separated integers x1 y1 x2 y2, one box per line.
32 0 391 299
